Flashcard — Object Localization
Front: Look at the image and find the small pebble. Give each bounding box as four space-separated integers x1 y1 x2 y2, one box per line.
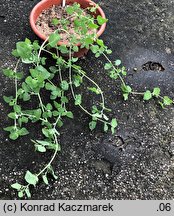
165 47 171 54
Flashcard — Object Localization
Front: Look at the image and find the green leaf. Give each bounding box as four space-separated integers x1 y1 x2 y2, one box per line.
114 59 122 66
59 45 68 54
25 187 31 198
21 116 28 123
75 94 82 105
92 105 99 114
159 101 164 108
22 56 37 64
54 101 61 110
121 85 132 93
111 119 118 134
3 69 14 78
16 72 24 80
61 96 68 103
35 140 52 146
53 111 59 116
163 96 173 105
143 90 152 101
60 80 69 91
90 45 99 54
89 121 97 131
88 22 99 29
41 57 47 65
33 40 40 50
88 87 101 95
3 96 13 103
109 71 118 79
73 75 82 87
97 15 108 25
48 32 61 47
42 110 52 119
51 18 59 25
35 145 46 153
20 116 27 125
4 126 15 132
23 92 30 101
51 89 62 99
122 70 127 76
46 103 53 110
16 40 32 59
42 174 49 185
104 123 109 132
11 183 22 190
152 87 161 97
111 118 118 128
47 165 58 180
111 127 115 134
9 132 19 140
72 46 79 52
121 85 132 100
45 82 56 91
123 93 129 101
12 49 19 57
92 113 102 119
24 171 38 186
33 109 42 120
18 191 24 198
17 88 24 96
36 65 50 80
22 82 30 92
18 128 29 136
106 49 112 54
66 5 74 15
57 119 63 128
96 39 104 47
49 66 58 73
14 105 21 113
42 128 50 138
104 63 112 70
66 111 74 119
89 4 99 12
95 53 101 58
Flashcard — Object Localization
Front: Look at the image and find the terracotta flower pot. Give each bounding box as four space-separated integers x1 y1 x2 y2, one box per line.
30 0 107 57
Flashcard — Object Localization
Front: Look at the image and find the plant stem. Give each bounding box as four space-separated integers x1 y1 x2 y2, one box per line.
75 67 105 113
53 115 61 129
68 48 110 125
62 0 66 8
131 91 144 95
102 52 126 86
37 37 49 66
42 49 53 56
14 59 20 129
37 93 45 113
20 113 47 123
43 46 106 118
36 138 59 177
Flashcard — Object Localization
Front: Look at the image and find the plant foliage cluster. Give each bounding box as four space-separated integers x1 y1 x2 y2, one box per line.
2 2 173 198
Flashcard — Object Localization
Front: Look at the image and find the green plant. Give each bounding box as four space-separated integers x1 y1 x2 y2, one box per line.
2 2 174 198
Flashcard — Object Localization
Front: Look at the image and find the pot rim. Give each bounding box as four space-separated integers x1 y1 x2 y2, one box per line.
30 0 107 45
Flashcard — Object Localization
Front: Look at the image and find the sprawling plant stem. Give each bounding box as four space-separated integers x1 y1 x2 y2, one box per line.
40 46 111 125
62 0 66 8
13 59 20 129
